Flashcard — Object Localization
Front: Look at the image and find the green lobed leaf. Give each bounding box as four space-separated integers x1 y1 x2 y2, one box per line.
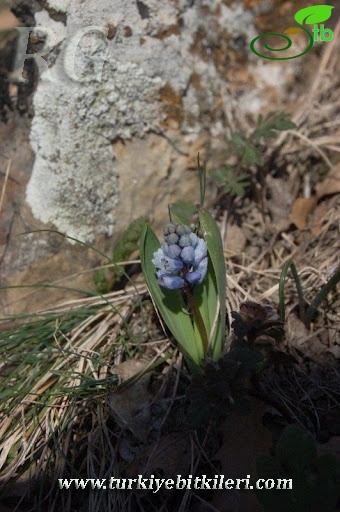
197 206 227 359
210 165 234 183
255 112 295 141
231 131 262 165
210 166 250 197
140 223 204 368
228 175 250 197
242 144 262 166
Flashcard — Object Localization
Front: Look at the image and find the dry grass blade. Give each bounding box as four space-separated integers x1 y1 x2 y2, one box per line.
0 284 166 510
276 20 339 158
0 159 11 214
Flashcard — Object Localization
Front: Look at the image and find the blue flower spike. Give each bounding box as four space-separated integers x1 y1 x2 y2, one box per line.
152 222 208 290
140 162 226 369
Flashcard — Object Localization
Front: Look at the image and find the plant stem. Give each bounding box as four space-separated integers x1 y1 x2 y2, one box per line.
279 259 305 323
197 154 206 207
305 266 340 325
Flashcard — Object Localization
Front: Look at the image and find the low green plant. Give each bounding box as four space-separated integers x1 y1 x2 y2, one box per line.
256 424 339 512
140 160 226 371
185 299 289 426
210 111 295 198
94 217 147 293
279 259 340 328
185 353 251 426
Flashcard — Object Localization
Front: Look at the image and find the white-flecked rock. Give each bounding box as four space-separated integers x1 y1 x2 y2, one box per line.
25 0 298 241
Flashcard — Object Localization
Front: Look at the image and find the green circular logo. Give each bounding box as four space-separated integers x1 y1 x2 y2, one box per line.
250 24 314 60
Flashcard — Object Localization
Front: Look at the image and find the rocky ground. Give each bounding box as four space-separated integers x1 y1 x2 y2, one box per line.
0 3 339 511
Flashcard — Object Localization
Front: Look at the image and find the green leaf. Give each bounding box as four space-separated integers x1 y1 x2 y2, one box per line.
210 166 250 197
228 339 264 370
294 5 334 25
209 165 231 183
231 132 248 155
228 174 249 197
231 132 262 165
140 223 204 368
197 207 226 360
255 111 295 141
170 200 197 225
242 144 262 165
193 258 218 355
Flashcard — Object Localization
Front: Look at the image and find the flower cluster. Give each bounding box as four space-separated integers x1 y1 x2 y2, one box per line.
152 222 208 289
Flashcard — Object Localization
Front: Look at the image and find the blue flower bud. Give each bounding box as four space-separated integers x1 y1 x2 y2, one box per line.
196 256 208 284
163 223 176 235
181 245 195 265
165 233 179 245
162 243 181 259
165 256 184 273
178 235 191 248
158 274 185 289
189 232 199 247
186 271 201 284
186 256 208 285
152 248 183 274
194 238 207 266
175 224 187 236
152 248 165 267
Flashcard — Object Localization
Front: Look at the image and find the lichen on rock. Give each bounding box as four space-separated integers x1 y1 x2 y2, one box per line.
25 0 299 242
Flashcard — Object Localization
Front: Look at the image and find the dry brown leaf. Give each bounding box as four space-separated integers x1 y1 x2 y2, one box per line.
225 224 247 255
315 163 340 199
310 202 330 236
289 196 317 229
266 176 293 231
327 345 340 359
287 314 309 347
